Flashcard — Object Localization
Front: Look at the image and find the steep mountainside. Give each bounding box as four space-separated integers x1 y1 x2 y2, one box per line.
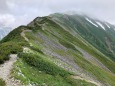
50 13 115 61
0 13 115 86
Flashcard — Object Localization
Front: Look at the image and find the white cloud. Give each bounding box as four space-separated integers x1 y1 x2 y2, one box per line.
0 14 15 27
0 0 115 28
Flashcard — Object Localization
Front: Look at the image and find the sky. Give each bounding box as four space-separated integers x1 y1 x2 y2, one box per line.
0 0 115 29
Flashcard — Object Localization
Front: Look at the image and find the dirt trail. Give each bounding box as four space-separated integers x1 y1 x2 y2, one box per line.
71 75 101 86
0 54 22 86
21 30 31 42
0 30 29 86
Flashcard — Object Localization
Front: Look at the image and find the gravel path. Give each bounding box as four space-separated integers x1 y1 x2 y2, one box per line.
0 54 22 86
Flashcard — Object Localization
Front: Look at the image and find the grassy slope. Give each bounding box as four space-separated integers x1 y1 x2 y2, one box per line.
51 13 115 61
45 17 115 73
0 20 95 85
0 15 115 86
12 58 96 86
24 17 115 85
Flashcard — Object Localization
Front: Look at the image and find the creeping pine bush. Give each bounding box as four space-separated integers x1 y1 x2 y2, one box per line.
30 46 44 54
18 53 71 77
0 79 5 86
0 42 23 64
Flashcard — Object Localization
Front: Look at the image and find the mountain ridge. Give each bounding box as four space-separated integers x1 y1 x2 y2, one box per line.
0 13 115 86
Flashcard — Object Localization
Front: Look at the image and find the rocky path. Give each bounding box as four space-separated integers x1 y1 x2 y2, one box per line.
0 54 22 86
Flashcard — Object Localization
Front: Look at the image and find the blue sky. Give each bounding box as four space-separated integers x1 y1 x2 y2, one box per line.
0 0 115 28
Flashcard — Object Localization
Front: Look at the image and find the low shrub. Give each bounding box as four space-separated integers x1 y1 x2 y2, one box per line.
0 79 5 86
30 46 44 54
0 42 23 64
18 53 71 77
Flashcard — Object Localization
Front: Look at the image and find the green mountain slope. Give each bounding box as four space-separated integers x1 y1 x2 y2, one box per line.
50 13 115 61
0 13 115 86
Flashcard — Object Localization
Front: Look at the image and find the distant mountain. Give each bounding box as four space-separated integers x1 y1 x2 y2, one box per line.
0 13 115 86
0 27 11 40
50 13 115 61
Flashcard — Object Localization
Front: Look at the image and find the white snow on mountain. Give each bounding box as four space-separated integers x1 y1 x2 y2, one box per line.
96 22 105 30
85 18 98 27
105 23 110 28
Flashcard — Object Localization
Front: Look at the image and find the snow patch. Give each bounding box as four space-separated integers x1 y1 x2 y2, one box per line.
105 23 110 28
85 18 98 27
96 22 106 30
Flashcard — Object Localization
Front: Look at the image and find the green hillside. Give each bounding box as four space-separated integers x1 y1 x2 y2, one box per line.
0 13 115 86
